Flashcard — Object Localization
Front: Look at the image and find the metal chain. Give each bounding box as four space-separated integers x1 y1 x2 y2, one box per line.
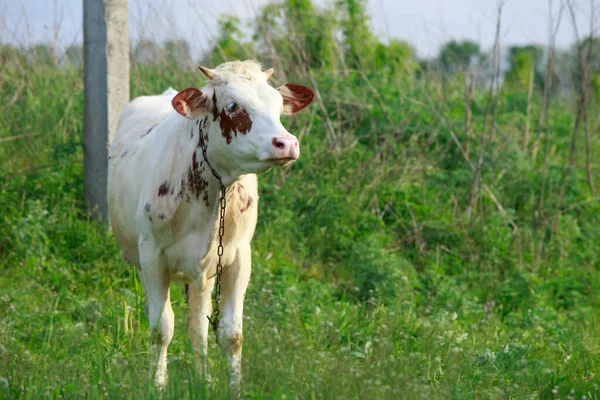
207 184 226 340
197 123 226 341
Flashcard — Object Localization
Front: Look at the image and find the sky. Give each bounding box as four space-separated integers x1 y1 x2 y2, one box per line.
0 0 598 59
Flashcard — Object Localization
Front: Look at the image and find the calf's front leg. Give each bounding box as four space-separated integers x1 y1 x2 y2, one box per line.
218 245 251 397
187 276 215 380
139 239 174 388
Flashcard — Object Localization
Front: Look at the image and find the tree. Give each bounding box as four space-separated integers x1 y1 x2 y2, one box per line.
337 0 376 69
438 40 481 73
576 36 600 100
205 15 255 66
579 36 600 72
282 0 337 69
505 45 544 88
374 39 416 73
253 0 337 72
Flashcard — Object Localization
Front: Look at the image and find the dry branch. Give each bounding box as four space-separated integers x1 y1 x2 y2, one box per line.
0 132 39 143
465 0 504 220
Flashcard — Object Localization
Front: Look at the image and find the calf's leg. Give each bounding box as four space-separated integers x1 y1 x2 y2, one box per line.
218 245 251 397
187 276 215 380
139 242 174 388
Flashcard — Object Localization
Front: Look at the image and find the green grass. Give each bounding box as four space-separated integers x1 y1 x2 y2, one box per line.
1 54 600 399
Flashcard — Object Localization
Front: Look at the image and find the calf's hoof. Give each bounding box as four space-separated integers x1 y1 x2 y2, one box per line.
154 369 168 389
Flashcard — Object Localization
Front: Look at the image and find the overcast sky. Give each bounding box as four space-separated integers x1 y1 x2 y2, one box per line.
1 0 598 59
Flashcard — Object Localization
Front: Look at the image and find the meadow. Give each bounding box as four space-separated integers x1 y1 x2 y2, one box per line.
2 1 600 398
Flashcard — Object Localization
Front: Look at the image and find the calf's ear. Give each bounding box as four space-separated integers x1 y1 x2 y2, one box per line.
172 88 210 119
278 83 315 115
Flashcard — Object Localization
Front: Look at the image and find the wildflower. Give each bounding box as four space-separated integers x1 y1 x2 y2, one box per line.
456 332 468 344
564 354 572 363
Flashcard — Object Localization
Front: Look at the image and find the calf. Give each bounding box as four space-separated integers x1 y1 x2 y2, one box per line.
107 60 314 394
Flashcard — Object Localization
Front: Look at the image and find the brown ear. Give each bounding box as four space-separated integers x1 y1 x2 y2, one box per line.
172 88 209 118
278 83 315 114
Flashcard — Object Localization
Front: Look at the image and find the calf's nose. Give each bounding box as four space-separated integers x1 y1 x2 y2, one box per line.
272 135 299 160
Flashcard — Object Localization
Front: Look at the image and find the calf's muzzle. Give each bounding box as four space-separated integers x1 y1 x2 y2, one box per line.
271 135 299 160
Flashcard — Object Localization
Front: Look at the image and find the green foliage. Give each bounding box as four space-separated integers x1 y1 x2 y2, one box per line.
579 36 600 73
505 45 544 88
133 39 193 69
283 0 337 68
205 16 255 66
575 36 600 102
251 0 338 71
63 45 83 67
163 39 192 69
212 0 413 74
438 40 481 73
336 0 376 68
374 39 417 73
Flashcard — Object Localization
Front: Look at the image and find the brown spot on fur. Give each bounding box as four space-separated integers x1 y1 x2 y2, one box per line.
212 92 252 144
120 150 128 158
185 151 211 207
144 203 151 212
158 182 170 197
212 92 219 120
240 196 253 213
158 213 166 220
218 108 252 144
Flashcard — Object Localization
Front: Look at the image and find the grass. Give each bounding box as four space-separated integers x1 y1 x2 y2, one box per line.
2 22 600 399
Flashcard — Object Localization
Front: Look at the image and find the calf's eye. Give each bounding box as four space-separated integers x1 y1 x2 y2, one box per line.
225 102 238 112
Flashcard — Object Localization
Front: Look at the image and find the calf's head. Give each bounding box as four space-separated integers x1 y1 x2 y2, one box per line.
171 61 314 183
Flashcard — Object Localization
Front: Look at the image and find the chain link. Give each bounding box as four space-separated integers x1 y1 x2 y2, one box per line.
208 183 226 340
198 124 226 342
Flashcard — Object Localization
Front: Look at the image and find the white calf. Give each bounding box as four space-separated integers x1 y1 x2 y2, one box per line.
107 60 314 394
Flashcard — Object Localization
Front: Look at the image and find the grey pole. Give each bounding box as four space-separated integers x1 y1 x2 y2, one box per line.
83 0 129 221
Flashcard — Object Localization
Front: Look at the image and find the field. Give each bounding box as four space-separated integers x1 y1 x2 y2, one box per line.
2 1 600 399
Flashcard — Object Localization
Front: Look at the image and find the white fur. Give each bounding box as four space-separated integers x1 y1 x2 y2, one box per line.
107 61 303 396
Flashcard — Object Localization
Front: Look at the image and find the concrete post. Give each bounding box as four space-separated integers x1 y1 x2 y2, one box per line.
83 0 129 220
